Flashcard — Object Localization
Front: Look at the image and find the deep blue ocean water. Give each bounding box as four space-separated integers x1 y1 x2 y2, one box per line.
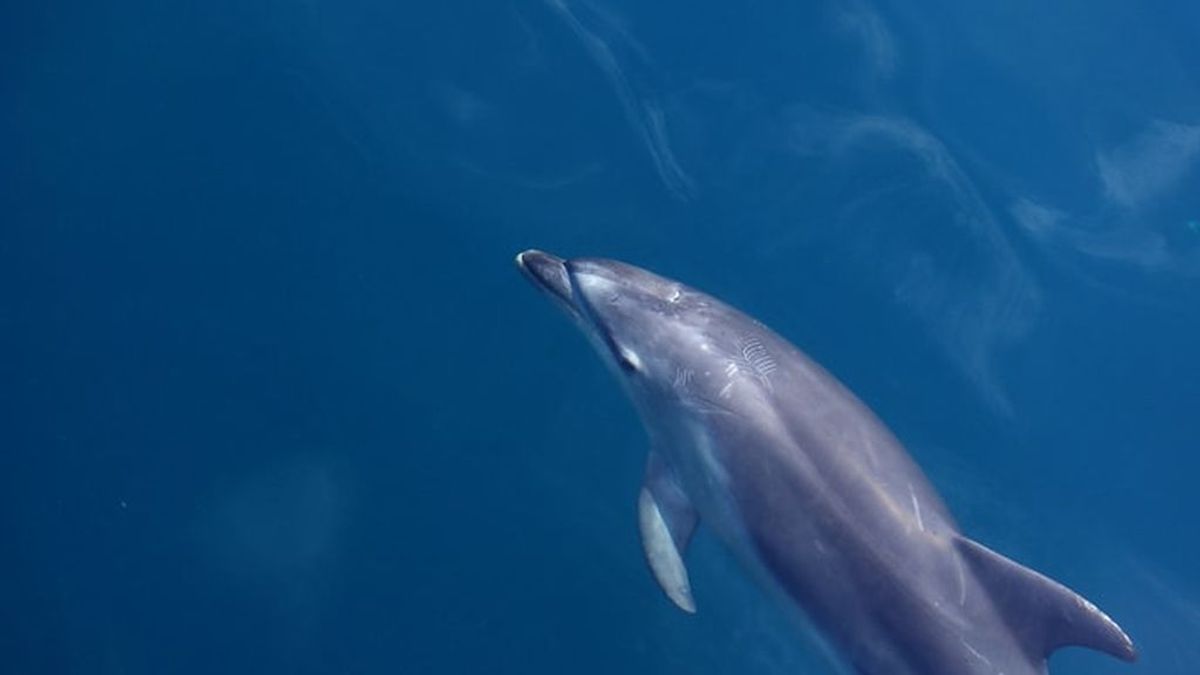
3 1 1199 673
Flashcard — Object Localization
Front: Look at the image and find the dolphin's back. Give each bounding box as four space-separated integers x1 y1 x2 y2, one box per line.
702 323 971 672
695 305 1134 674
701 304 955 537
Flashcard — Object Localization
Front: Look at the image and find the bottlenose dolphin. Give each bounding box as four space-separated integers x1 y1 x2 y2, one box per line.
516 250 1136 675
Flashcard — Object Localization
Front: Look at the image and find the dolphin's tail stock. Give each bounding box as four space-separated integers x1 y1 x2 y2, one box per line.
954 536 1137 665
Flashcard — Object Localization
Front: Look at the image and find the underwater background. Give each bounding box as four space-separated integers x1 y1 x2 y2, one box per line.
3 0 1199 673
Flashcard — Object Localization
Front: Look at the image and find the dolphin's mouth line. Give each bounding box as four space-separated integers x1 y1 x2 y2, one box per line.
564 260 634 371
516 249 635 372
515 249 579 319
561 260 638 372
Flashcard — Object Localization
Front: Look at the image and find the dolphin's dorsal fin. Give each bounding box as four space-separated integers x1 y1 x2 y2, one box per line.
954 535 1136 663
638 453 698 613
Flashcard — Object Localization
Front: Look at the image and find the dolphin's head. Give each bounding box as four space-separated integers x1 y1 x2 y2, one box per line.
516 250 724 408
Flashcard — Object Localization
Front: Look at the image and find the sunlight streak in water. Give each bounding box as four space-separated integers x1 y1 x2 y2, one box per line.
544 0 696 200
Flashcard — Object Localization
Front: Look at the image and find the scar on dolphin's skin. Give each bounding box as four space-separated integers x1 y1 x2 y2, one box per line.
908 483 925 532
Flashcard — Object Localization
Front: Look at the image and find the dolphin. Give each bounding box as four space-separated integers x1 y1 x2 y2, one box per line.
515 250 1136 675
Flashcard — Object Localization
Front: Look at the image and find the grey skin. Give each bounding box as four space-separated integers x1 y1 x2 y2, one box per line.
516 250 1137 675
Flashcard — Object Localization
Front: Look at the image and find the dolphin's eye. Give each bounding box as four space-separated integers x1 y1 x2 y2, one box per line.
616 345 643 374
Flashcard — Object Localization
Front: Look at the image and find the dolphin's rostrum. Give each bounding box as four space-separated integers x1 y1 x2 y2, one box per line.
516 250 1136 675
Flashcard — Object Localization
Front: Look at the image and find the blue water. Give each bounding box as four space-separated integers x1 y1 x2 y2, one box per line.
3 1 1198 673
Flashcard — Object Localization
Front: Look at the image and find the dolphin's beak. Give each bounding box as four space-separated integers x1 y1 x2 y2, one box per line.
515 249 578 317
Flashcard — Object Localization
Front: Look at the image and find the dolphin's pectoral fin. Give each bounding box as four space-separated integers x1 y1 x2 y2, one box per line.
639 487 697 613
954 535 1136 663
638 453 698 614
